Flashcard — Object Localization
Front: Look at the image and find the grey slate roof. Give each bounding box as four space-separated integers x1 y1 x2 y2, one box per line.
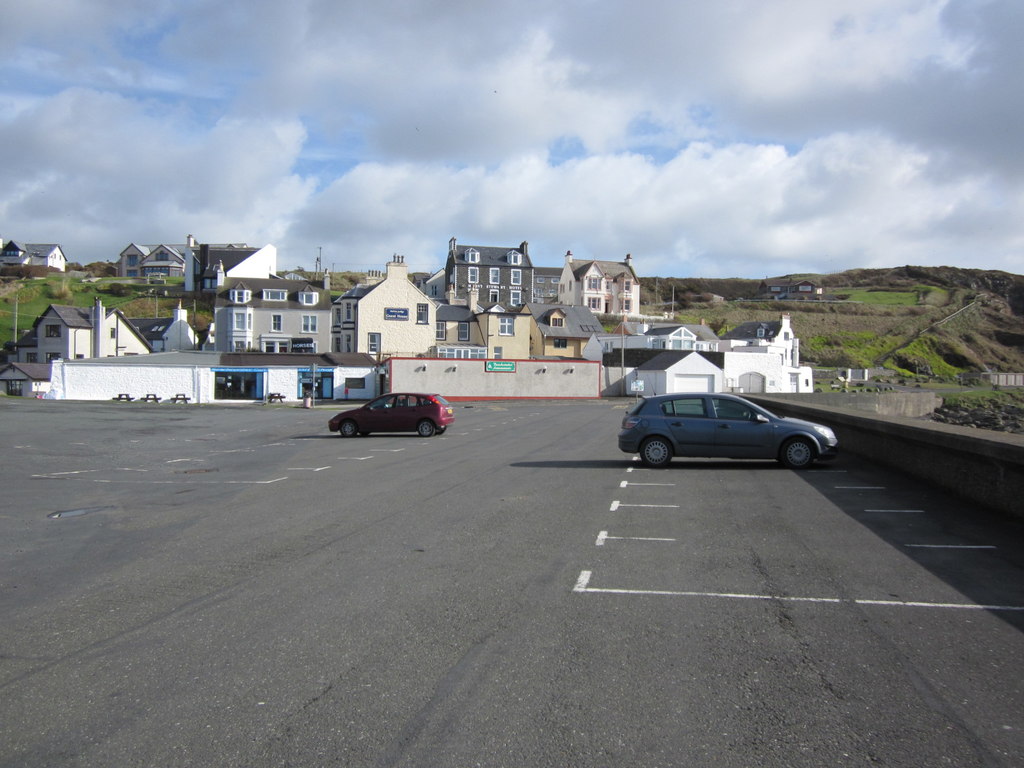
129 317 175 342
435 304 475 322
216 277 332 311
524 303 604 338
635 350 725 371
0 362 52 381
200 246 260 277
450 242 532 267
721 321 783 341
644 323 719 341
568 258 637 281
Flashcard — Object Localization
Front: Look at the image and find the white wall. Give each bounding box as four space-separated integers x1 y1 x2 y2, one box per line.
388 357 600 399
49 359 378 402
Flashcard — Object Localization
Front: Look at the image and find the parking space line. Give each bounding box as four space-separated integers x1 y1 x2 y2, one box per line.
596 531 677 546
609 501 680 511
572 571 1024 611
619 480 675 488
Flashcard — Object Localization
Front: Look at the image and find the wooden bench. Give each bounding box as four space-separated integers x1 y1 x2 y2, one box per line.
170 394 191 404
140 394 161 403
112 393 134 402
267 392 285 403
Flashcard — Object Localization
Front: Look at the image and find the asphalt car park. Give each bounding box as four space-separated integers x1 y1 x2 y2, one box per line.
2 398 1023 767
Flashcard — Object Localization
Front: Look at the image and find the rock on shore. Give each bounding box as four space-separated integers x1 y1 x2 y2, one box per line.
930 400 1024 433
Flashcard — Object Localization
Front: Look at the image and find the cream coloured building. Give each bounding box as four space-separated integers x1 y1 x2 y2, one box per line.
332 256 438 359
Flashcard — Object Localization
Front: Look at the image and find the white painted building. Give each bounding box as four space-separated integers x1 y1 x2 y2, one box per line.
332 256 438 359
47 351 379 403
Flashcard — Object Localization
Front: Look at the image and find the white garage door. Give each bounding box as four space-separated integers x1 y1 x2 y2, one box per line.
672 374 714 393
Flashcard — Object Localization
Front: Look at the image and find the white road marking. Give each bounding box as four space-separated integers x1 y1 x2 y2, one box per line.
287 466 331 472
620 480 675 488
371 449 405 452
610 500 680 511
572 571 1024 611
35 475 289 485
596 531 677 546
336 456 374 461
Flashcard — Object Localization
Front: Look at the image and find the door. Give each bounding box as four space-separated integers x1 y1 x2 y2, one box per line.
362 395 397 431
672 374 714 393
658 396 717 457
710 397 774 458
738 372 766 393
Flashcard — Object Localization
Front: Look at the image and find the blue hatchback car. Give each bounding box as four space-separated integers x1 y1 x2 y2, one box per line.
619 392 838 469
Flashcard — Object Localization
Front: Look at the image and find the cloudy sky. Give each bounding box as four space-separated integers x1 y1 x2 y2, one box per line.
2 0 1022 279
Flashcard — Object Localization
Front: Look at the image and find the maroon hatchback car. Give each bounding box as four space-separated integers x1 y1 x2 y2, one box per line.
328 393 455 437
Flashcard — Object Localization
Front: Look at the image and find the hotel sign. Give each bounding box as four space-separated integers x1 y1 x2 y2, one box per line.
384 308 409 321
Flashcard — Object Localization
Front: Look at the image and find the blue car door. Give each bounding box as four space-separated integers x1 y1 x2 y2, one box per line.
710 397 775 458
660 396 717 456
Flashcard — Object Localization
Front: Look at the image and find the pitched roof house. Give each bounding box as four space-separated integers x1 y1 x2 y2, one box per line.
213 275 332 353
185 242 278 292
443 237 533 307
128 304 197 352
523 302 605 360
332 256 438 359
1 241 67 272
15 300 152 362
0 362 53 397
117 236 196 279
558 251 639 315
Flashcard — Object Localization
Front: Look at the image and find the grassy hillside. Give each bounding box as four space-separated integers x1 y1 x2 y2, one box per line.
640 266 1024 378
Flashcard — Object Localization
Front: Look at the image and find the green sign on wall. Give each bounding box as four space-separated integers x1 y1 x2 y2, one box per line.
485 360 517 373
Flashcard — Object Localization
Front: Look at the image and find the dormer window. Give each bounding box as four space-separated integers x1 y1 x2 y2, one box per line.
263 289 287 301
507 250 522 265
465 249 480 263
299 291 317 306
230 289 251 303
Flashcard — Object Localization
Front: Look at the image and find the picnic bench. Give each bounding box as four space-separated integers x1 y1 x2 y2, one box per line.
140 394 161 403
112 393 134 402
267 392 285 403
169 394 191 404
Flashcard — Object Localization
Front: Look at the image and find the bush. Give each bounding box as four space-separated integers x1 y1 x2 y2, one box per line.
106 282 133 297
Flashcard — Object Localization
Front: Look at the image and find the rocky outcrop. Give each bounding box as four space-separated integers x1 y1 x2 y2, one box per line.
930 401 1024 433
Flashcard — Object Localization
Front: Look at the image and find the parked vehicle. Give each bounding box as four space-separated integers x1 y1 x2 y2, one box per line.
618 392 838 469
328 393 455 437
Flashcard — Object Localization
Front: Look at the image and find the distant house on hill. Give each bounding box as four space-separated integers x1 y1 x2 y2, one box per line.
1 241 67 272
186 242 278 292
117 236 195 279
758 279 822 300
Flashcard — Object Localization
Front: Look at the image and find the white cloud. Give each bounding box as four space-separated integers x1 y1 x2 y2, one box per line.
0 0 1021 277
